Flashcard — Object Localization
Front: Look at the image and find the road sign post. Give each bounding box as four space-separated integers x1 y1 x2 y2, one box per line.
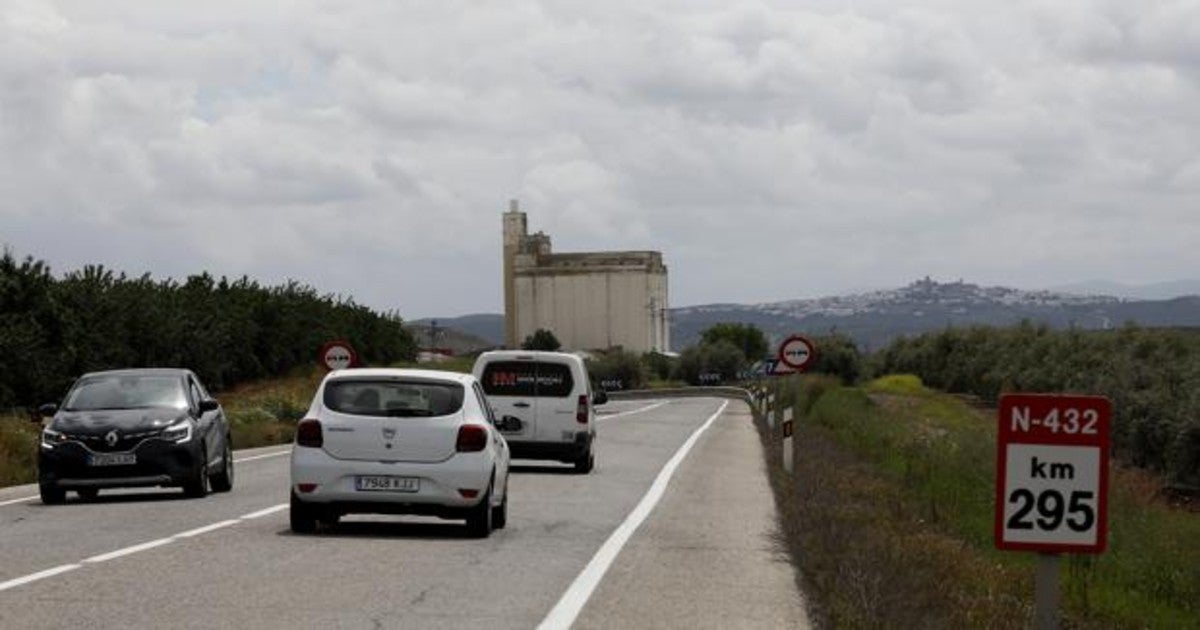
995 393 1111 629
772 335 814 468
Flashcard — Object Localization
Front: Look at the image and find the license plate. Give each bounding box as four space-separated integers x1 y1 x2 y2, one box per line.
355 475 419 493
89 453 136 466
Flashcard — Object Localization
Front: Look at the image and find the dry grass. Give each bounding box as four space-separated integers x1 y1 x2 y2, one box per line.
0 414 39 487
762 413 1028 628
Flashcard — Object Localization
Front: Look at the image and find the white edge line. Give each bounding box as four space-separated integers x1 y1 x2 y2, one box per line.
83 537 174 564
233 449 292 463
240 503 289 520
596 400 671 422
2 500 292 591
0 564 82 592
175 519 241 539
0 495 38 507
538 400 730 630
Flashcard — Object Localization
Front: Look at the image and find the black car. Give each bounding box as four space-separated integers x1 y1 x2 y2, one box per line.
36 368 234 504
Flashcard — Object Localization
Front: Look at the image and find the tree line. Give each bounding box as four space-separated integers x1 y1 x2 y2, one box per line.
0 252 416 408
872 322 1200 489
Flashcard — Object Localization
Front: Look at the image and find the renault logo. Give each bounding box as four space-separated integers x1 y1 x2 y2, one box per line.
104 430 120 447
382 427 396 440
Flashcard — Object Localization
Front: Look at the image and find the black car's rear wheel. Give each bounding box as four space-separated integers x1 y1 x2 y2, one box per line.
39 483 66 505
209 438 234 493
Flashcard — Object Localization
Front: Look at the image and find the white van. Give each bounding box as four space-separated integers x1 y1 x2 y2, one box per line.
471 350 607 473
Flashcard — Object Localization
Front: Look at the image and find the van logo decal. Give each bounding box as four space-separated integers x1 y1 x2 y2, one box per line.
382 427 396 440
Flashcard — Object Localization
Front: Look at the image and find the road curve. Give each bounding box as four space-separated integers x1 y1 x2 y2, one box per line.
0 398 809 629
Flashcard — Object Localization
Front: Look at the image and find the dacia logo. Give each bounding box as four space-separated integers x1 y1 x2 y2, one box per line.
104 430 120 447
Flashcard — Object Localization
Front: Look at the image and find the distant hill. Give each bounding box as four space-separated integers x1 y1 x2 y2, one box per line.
417 279 1200 353
670 279 1200 352
409 315 502 353
1045 279 1200 301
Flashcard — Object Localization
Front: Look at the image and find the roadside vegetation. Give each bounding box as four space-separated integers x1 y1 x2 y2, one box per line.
757 374 1200 628
0 251 417 410
874 323 1200 489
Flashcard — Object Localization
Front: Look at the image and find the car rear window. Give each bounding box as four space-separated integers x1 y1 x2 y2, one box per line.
323 380 464 417
480 361 574 398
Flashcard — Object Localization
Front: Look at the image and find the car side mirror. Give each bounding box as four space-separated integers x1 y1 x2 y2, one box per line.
36 403 57 420
198 399 220 414
592 391 608 406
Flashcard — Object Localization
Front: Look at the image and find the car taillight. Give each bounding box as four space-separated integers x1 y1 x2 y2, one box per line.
456 425 488 452
576 394 589 424
296 419 323 448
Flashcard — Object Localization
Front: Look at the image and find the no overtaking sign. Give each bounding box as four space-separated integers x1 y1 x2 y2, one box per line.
777 335 816 372
320 340 358 371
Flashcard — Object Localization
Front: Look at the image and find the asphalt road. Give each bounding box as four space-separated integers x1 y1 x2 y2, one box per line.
0 398 809 629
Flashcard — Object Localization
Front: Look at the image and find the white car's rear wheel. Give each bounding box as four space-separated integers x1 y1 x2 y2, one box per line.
465 481 493 538
290 493 318 534
491 478 508 530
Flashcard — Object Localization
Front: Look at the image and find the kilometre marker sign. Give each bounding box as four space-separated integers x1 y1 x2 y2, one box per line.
995 393 1111 554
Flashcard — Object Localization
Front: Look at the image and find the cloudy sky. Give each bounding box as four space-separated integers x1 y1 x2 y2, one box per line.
2 1 1199 318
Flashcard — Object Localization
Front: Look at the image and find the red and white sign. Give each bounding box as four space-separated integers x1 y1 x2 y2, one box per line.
319 340 358 371
777 335 816 372
995 393 1111 554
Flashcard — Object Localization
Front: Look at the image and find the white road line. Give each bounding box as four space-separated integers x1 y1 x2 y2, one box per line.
233 449 291 463
240 503 289 520
83 538 174 564
538 400 730 630
175 519 241 539
0 501 290 593
0 495 37 507
596 400 670 422
0 564 82 593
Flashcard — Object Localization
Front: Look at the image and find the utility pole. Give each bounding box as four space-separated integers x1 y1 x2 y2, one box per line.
428 319 440 351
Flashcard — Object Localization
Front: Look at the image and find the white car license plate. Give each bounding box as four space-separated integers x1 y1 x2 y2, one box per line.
355 475 419 493
89 453 136 466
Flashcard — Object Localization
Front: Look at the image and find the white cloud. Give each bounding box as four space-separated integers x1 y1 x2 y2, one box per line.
2 0 1199 318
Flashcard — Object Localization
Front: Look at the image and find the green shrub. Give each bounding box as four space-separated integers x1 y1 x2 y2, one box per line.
587 349 646 390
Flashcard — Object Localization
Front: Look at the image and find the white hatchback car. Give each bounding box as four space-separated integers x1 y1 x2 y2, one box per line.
289 369 511 537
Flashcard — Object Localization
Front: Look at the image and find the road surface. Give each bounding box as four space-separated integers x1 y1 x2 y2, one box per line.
0 398 809 629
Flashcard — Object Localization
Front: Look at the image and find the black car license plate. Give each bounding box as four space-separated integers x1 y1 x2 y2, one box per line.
89 453 137 466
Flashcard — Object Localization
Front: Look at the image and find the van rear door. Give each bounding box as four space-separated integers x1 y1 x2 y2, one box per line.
479 360 538 442
529 360 578 443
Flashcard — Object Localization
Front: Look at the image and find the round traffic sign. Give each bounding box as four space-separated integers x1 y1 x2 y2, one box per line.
319 340 358 371
777 335 816 371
